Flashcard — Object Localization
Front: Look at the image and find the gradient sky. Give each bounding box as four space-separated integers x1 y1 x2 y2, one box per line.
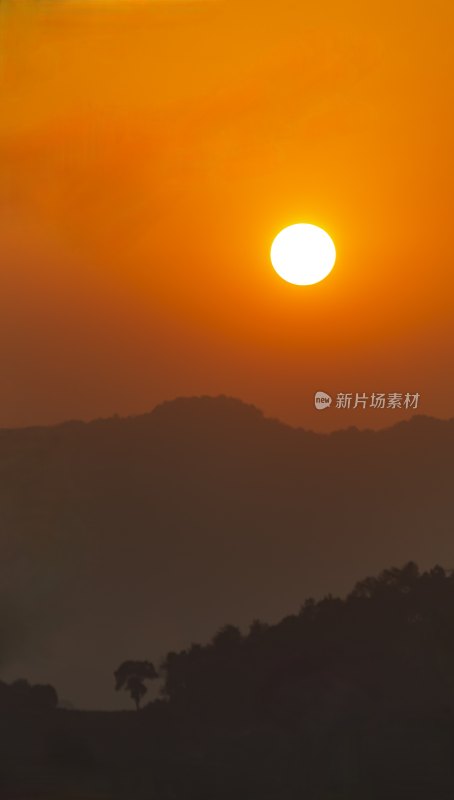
0 0 453 431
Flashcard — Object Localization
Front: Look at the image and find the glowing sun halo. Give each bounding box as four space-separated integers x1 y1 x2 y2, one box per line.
270 224 336 286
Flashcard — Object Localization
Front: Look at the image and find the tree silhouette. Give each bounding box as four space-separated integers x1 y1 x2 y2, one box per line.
0 679 58 712
114 660 158 710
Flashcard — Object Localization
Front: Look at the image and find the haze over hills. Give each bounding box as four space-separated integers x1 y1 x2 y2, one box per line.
0 395 453 709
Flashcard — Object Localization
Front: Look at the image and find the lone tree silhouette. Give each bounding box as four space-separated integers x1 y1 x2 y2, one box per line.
114 660 158 710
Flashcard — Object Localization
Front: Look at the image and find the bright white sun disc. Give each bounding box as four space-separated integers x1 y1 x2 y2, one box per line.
270 224 336 286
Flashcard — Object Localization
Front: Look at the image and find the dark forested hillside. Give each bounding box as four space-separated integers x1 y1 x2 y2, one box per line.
159 562 454 729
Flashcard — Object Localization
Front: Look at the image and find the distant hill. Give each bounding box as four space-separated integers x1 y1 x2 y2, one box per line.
0 396 453 709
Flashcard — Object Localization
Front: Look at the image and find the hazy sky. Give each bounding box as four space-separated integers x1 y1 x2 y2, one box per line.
0 0 453 430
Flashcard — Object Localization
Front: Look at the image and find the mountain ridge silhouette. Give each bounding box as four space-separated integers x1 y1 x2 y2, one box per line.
0 393 450 436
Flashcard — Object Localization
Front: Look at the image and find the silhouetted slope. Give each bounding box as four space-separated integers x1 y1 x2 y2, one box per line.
0 396 452 708
160 562 454 729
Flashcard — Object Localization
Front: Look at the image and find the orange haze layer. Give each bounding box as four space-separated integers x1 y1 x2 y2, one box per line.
0 0 453 430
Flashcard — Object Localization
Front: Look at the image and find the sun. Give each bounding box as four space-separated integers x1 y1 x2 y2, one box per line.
270 223 336 286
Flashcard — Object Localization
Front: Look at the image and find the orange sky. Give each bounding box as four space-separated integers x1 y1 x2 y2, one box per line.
0 0 453 430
